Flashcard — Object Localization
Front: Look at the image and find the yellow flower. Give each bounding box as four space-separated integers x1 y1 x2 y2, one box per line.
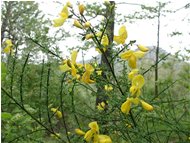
96 70 102 75
73 20 83 29
89 121 99 133
84 130 93 142
101 35 109 47
66 1 72 8
104 85 113 91
130 74 145 97
51 108 62 119
85 34 94 40
137 45 149 52
128 69 139 80
114 25 128 45
121 98 131 114
141 100 153 111
120 50 145 69
81 64 95 84
98 135 112 143
53 5 69 27
3 39 13 54
78 4 85 15
59 51 80 79
75 128 85 136
84 21 91 28
97 102 106 111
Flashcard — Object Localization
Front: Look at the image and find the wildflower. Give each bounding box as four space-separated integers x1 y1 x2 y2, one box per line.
128 69 139 80
78 4 85 15
101 35 109 47
51 108 62 119
96 70 102 76
3 39 13 54
97 102 106 110
120 50 145 69
53 5 69 27
73 20 83 29
137 45 149 52
66 1 72 8
140 100 153 111
114 25 128 45
104 85 113 91
130 74 145 97
75 128 85 136
84 21 91 28
81 64 95 84
121 98 131 114
59 51 81 79
85 33 94 40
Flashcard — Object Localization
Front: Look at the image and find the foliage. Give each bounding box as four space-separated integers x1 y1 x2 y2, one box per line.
1 1 190 143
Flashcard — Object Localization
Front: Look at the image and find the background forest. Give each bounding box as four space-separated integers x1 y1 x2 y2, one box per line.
1 1 190 143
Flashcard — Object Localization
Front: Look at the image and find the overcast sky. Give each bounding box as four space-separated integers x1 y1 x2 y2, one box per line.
38 0 190 61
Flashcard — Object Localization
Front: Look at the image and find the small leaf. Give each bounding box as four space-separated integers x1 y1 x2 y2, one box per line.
2 112 12 120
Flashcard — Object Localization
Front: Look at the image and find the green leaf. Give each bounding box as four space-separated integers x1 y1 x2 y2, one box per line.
2 112 12 120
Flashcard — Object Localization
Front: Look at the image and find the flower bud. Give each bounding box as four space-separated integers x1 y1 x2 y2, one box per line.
84 21 91 28
73 20 83 29
78 4 85 15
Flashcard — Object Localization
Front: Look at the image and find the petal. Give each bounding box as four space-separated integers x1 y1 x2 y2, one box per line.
129 98 140 105
75 128 85 136
101 35 109 47
89 121 99 133
71 50 78 65
128 54 137 69
84 130 93 142
119 50 133 60
61 5 69 17
141 100 153 111
133 51 146 59
132 74 145 88
119 25 127 39
98 135 112 143
73 20 83 29
59 64 70 72
137 45 149 52
53 17 66 27
121 99 131 114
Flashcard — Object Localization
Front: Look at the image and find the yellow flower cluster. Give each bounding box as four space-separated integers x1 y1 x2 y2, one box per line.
59 50 95 84
75 121 112 143
113 26 153 114
3 39 13 54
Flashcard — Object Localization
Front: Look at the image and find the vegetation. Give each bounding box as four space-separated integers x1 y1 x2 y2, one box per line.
1 1 190 143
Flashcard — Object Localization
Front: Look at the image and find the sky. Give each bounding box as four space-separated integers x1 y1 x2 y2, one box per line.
38 0 190 61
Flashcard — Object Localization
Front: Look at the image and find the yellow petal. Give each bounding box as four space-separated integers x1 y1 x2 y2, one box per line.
129 86 139 96
113 36 125 45
141 100 153 111
53 17 66 27
101 35 109 47
89 121 99 133
66 1 72 8
119 50 133 60
119 25 127 39
84 130 93 142
71 50 78 65
129 97 140 105
73 20 83 29
132 74 145 88
3 46 13 54
5 39 13 46
78 4 85 15
121 98 131 114
98 135 112 143
96 31 102 37
85 64 94 72
133 51 146 59
137 45 149 52
75 128 85 136
128 54 137 69
61 5 69 17
96 47 107 54
128 69 139 80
